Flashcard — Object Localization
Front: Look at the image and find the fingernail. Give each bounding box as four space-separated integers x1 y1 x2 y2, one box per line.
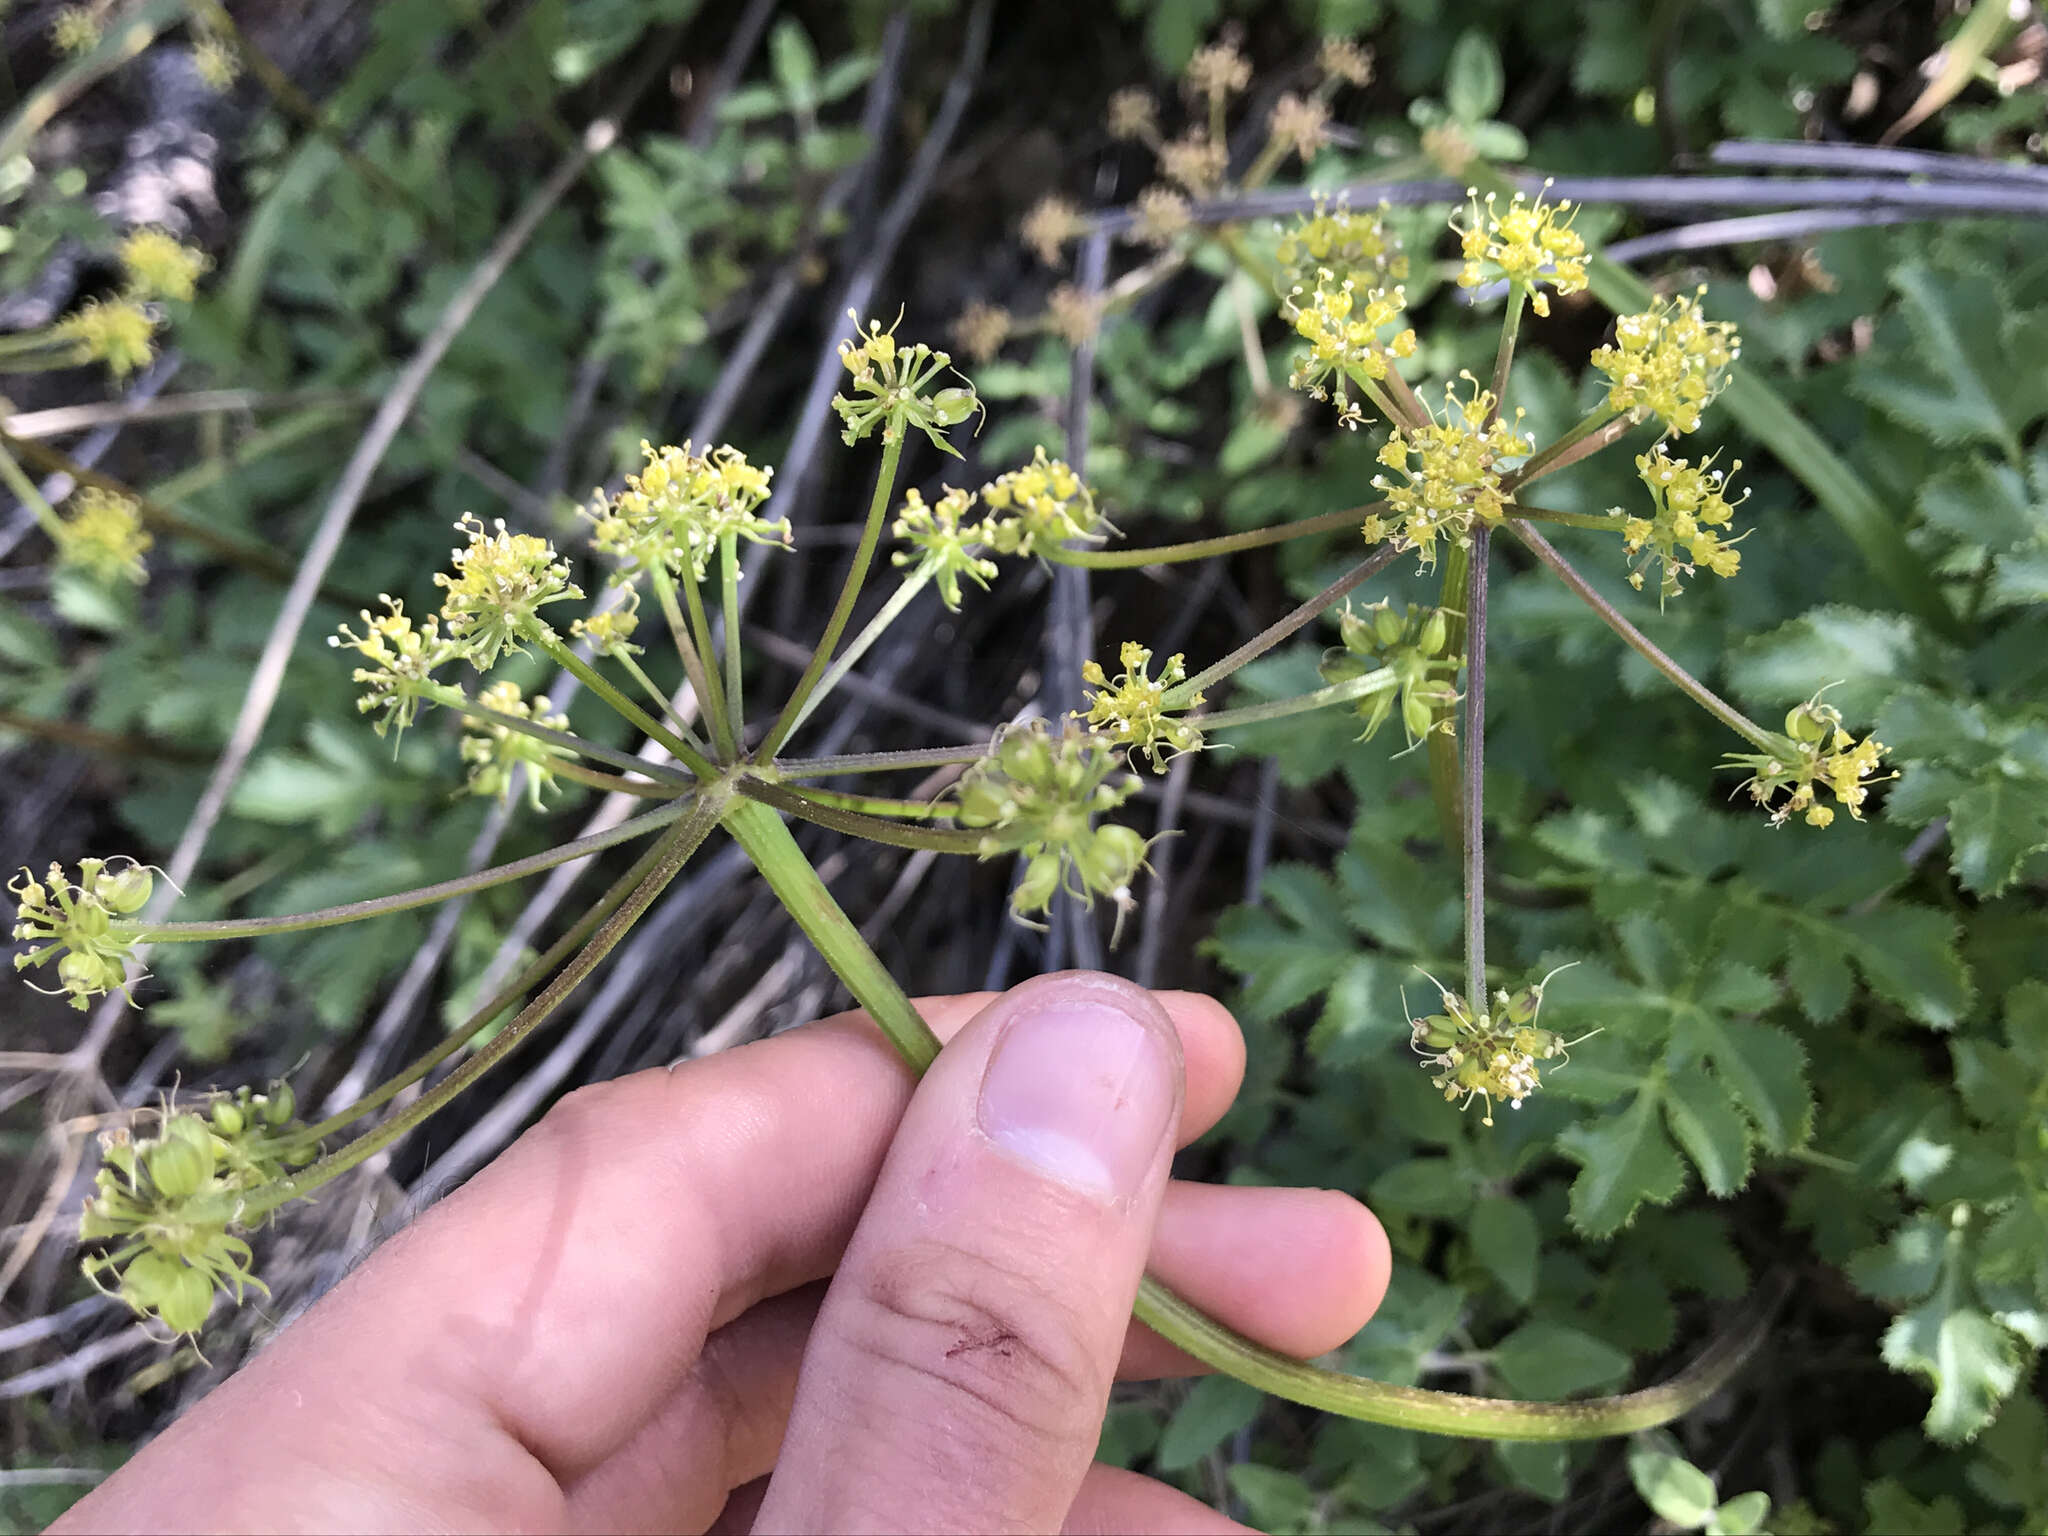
976 992 1178 1200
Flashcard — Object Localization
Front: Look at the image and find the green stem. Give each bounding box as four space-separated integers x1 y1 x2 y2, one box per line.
1510 522 1777 753
1047 504 1384 570
1506 406 1625 492
1199 669 1398 732
768 744 987 779
679 559 735 758
1170 548 1397 705
615 649 710 758
760 435 906 757
720 532 745 744
783 784 945 820
550 759 690 799
1426 544 1470 857
134 804 686 942
450 692 696 785
0 440 67 538
787 567 933 739
721 794 1777 1438
0 0 187 164
1505 501 1621 533
246 794 726 1215
533 631 718 779
651 569 724 753
1463 527 1490 1008
1485 287 1527 425
295 824 681 1143
739 777 984 854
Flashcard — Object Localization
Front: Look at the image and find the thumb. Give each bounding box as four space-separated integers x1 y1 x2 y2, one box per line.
755 971 1185 1535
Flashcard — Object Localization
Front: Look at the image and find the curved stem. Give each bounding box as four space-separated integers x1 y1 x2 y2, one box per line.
787 566 933 738
134 804 686 942
244 794 726 1218
760 434 906 757
1047 504 1384 570
1170 548 1398 705
1509 522 1777 753
724 794 1779 1438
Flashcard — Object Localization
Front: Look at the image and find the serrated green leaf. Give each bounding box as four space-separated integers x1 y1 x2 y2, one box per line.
1853 265 2040 452
1469 1196 1540 1305
1371 1157 1473 1217
1784 938 1854 1022
1883 1291 2025 1443
1629 1442 1719 1527
1949 775 2048 897
1848 1216 1946 1303
1863 1479 1967 1536
1557 1090 1687 1238
1662 1064 1754 1197
1155 1374 1264 1471
1986 545 2048 610
1833 906 1973 1029
1688 1015 1811 1152
1918 457 2040 552
1726 606 1924 720
1493 1320 1633 1398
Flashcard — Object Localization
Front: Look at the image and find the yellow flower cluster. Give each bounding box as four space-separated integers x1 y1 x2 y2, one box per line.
1080 641 1205 770
1275 203 1409 288
56 298 156 377
1620 446 1748 600
571 590 643 658
1021 196 1084 267
11 857 152 1010
1284 267 1416 428
587 440 787 585
50 6 101 55
434 514 583 670
1727 697 1890 829
328 595 459 736
1184 39 1252 102
462 680 573 811
833 314 980 451
979 447 1105 557
194 33 241 91
1408 971 1577 1126
1451 187 1587 315
53 486 151 587
119 228 210 303
892 486 998 611
1367 381 1532 567
1591 288 1740 436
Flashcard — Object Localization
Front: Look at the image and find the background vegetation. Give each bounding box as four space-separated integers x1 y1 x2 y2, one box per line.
1 0 2044 1530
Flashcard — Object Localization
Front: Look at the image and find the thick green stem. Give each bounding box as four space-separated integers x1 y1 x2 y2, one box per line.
1511 522 1777 753
760 435 906 757
247 795 725 1215
723 794 1775 1437
1172 548 1398 705
787 567 933 738
1048 504 1385 570
134 804 685 942
534 631 718 779
1199 669 1398 732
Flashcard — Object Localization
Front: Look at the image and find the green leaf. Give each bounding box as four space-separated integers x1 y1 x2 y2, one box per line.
1494 1439 1568 1502
1848 1216 1945 1304
1725 605 1924 720
1370 1157 1473 1217
1155 1374 1264 1471
1832 906 1974 1029
1661 1064 1754 1197
1882 1289 2025 1443
1493 1320 1633 1398
1708 1489 1772 1535
1444 29 1504 123
1628 1441 1719 1528
1918 457 2040 552
1556 1090 1687 1238
1469 1196 1540 1305
1863 1479 1967 1536
1226 1465 1318 1533
1949 775 2048 897
1688 1015 1811 1152
1853 265 2044 452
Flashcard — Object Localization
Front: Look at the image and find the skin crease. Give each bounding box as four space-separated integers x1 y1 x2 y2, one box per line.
56 973 1391 1536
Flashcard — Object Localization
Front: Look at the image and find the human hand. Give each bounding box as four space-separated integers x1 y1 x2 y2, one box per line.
57 971 1389 1534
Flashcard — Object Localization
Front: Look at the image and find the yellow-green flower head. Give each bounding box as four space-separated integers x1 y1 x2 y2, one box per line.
587 440 789 586
950 720 1148 930
193 33 240 90
11 857 152 1011
1725 693 1890 829
53 485 151 587
1591 287 1741 436
1324 600 1461 747
118 227 209 303
892 485 998 611
1283 266 1417 430
1450 185 1587 315
979 447 1106 557
833 312 982 455
1080 641 1204 771
50 6 102 55
434 513 583 670
1367 378 1532 567
1275 201 1409 289
1185 38 1252 101
329 595 460 737
571 587 643 658
1407 966 1580 1126
56 297 156 378
1022 195 1085 266
78 1091 312 1336
463 680 573 812
1618 445 1748 602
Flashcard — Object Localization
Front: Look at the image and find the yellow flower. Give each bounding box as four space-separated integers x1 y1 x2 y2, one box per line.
193 33 240 90
50 6 102 56
56 298 156 378
434 514 583 670
329 595 459 736
1080 641 1204 770
53 486 150 586
1725 695 1892 829
1319 36 1373 87
1159 130 1228 196
951 300 1012 363
1021 196 1084 266
1131 186 1193 247
1106 87 1158 142
892 486 997 611
1369 379 1532 566
1184 39 1252 101
1618 445 1749 601
1275 201 1409 288
1283 265 1415 428
980 448 1106 557
586 441 789 585
1591 288 1740 436
1449 186 1587 315
462 680 573 811
119 228 209 303
1268 93 1331 162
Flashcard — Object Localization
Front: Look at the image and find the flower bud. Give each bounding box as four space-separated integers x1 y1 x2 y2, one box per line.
1418 608 1448 658
1504 987 1540 1025
1373 604 1406 648
145 1136 212 1201
261 1082 295 1126
1011 853 1062 916
212 1099 246 1136
929 387 978 426
98 862 153 914
1416 1014 1459 1050
1078 824 1146 896
1402 689 1435 741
